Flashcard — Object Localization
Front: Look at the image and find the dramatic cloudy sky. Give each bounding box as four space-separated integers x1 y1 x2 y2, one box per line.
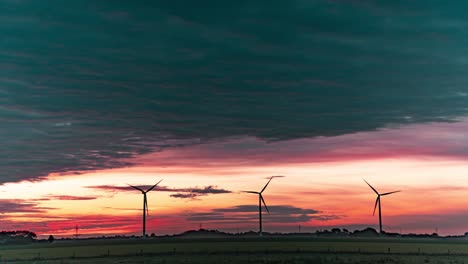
2 0 468 237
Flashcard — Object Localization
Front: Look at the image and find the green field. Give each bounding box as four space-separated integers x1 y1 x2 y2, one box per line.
2 237 468 263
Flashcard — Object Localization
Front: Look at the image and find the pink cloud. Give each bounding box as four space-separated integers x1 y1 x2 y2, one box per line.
129 119 468 169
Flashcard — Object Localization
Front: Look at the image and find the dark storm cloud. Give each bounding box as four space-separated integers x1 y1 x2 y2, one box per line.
186 205 341 223
2 1 468 182
87 185 231 199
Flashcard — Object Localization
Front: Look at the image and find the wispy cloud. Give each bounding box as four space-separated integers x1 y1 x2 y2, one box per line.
0 199 54 214
40 195 99 201
170 186 232 199
187 205 341 223
129 119 468 169
170 193 199 199
87 185 231 199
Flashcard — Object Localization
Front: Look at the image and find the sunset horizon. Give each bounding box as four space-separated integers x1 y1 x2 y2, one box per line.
4 120 468 238
3 0 468 242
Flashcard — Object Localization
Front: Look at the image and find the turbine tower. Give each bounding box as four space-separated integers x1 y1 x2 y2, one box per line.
364 179 400 233
243 176 282 236
129 179 163 237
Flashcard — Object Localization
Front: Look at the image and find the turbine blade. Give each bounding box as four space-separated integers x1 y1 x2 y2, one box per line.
242 191 259 194
128 184 144 192
146 179 163 192
373 197 379 216
381 190 401 196
363 179 379 195
260 195 270 214
260 177 274 193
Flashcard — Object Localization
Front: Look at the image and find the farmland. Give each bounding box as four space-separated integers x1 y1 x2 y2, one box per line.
2 237 468 263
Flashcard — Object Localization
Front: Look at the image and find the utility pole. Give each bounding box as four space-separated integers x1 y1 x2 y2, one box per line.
74 225 79 239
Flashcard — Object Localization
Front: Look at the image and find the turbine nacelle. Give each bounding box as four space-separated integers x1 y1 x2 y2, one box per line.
364 179 400 215
128 179 163 194
242 191 270 214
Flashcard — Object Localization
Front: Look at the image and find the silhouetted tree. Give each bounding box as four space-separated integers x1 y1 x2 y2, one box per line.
48 235 55 243
0 230 37 244
351 228 378 237
331 228 341 233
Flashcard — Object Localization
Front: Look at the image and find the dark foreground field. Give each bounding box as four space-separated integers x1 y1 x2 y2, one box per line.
2 237 468 263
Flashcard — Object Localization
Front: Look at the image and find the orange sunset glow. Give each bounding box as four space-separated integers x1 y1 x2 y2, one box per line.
4 119 468 238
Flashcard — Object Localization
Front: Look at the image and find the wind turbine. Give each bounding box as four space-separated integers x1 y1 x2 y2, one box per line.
243 176 281 236
128 179 163 237
364 179 400 233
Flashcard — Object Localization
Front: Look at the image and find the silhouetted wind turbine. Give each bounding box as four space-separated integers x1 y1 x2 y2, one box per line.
364 179 400 234
128 179 163 237
243 176 282 236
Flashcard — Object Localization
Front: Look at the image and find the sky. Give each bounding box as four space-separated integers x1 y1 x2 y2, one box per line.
2 0 468 237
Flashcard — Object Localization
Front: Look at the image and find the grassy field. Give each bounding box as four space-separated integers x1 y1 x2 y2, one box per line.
1 237 468 263
5 253 468 264
6 254 468 264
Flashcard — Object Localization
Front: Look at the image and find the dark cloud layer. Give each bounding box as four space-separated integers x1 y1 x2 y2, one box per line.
87 185 231 199
187 205 340 223
2 1 468 182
